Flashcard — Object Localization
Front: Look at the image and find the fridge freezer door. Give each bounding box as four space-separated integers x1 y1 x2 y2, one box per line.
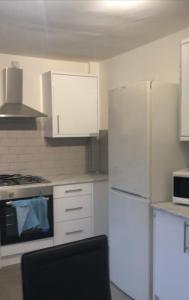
109 82 150 198
109 188 151 300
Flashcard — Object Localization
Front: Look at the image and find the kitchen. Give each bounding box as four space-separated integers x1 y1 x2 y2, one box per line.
1 1 189 300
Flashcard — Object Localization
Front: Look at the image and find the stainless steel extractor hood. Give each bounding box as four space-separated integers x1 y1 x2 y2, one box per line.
0 67 47 118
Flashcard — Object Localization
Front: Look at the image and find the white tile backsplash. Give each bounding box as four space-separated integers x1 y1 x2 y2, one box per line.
0 119 89 176
0 119 108 176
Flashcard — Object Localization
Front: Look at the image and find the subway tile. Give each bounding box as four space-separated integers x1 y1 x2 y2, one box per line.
0 127 108 176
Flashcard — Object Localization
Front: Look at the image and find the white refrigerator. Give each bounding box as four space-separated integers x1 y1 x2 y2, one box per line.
108 81 189 300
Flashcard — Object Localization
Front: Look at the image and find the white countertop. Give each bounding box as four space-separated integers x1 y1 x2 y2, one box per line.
152 202 189 219
47 173 108 186
0 173 108 192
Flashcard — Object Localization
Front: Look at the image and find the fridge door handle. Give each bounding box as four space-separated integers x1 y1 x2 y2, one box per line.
111 187 149 199
184 221 189 253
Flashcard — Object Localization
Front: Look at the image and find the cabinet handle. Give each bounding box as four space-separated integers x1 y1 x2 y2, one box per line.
57 115 60 134
65 229 83 235
184 221 189 253
65 206 83 212
65 188 83 193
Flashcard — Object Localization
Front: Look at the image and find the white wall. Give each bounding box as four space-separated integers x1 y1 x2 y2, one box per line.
2 25 189 131
0 54 104 128
100 27 189 129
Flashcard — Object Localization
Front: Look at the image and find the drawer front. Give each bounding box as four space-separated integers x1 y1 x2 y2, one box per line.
54 183 92 198
54 218 92 245
54 195 92 222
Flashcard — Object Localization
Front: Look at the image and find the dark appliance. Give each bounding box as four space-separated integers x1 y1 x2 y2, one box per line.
0 175 53 246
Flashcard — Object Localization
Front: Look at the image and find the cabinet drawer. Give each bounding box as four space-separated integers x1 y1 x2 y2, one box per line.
54 218 92 245
54 195 92 222
54 183 92 198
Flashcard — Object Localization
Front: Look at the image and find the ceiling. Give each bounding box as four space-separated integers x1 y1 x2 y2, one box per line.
0 0 189 61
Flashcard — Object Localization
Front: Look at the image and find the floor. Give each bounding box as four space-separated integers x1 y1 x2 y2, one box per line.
111 283 132 300
0 264 132 300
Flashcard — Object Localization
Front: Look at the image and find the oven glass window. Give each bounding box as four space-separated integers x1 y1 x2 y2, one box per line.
174 177 189 198
0 195 53 245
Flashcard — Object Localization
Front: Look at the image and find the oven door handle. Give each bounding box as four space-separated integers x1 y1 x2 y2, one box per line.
5 201 13 206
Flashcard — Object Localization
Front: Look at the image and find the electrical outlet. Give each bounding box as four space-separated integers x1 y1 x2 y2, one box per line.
11 61 20 68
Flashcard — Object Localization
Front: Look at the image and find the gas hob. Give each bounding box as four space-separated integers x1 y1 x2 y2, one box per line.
0 174 50 186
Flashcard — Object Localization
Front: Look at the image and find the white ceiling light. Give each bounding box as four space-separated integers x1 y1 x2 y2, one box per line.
102 0 143 9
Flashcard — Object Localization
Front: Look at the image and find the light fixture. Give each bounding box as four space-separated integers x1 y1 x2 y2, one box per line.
102 0 142 9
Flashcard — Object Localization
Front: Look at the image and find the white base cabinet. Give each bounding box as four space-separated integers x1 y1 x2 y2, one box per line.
0 180 108 269
53 180 108 246
153 209 189 300
54 218 92 245
53 183 93 245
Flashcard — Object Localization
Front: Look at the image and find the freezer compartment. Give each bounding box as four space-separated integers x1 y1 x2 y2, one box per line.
109 188 151 300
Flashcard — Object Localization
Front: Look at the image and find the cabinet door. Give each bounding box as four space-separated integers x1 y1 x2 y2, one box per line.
54 183 92 198
52 73 98 137
54 195 92 222
153 210 189 300
181 41 189 140
54 218 92 245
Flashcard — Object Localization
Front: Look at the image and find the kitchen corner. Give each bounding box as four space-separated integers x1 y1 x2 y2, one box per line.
0 114 108 268
0 58 109 270
2 2 189 300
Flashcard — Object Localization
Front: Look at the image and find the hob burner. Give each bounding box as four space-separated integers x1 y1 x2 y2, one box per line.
0 174 50 186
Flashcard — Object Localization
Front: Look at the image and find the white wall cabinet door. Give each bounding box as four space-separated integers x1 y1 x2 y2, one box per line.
180 40 189 140
153 209 189 300
43 72 99 137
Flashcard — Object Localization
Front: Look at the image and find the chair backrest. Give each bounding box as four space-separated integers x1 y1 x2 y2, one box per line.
22 235 112 300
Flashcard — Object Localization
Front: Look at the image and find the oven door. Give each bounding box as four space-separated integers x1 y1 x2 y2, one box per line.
0 195 53 245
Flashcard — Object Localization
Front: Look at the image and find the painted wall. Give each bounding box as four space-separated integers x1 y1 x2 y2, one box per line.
0 54 107 176
100 26 189 129
0 54 87 108
0 53 105 128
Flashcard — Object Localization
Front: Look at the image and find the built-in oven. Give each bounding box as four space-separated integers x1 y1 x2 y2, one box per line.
0 186 53 245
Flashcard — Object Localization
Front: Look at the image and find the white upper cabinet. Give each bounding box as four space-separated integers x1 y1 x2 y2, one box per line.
180 39 189 140
42 72 99 137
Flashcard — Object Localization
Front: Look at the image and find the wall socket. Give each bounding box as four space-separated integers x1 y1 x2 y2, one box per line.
11 61 20 68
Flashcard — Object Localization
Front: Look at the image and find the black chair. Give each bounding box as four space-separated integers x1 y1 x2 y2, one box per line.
21 235 112 300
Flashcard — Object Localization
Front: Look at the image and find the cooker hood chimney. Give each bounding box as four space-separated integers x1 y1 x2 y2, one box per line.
0 67 47 118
